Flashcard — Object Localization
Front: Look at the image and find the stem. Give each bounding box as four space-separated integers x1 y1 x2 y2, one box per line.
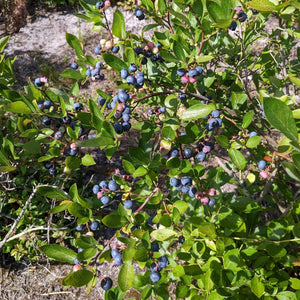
102 10 113 43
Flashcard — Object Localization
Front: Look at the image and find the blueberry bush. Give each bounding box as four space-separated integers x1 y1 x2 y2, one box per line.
1 0 300 299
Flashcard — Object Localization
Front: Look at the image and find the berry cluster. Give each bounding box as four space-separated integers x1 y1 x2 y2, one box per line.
85 61 105 81
204 109 222 131
150 255 169 283
169 176 196 197
95 1 111 10
229 6 248 31
110 243 123 266
147 106 166 116
135 8 145 20
134 42 163 65
92 177 120 205
120 64 145 88
94 38 120 56
34 76 49 88
176 66 203 84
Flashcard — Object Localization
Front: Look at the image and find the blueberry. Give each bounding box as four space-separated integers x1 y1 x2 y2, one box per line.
183 148 193 159
126 75 137 85
99 180 108 189
70 62 78 70
160 107 166 113
34 78 44 87
195 66 203 75
90 220 100 231
178 235 185 244
181 176 192 186
135 9 145 20
111 46 119 53
211 110 220 118
101 277 113 290
238 11 247 22
78 248 84 253
188 186 197 198
44 162 52 169
158 256 169 268
150 262 161 272
150 271 161 283
96 1 105 9
229 21 237 31
136 76 145 87
49 168 56 175
98 96 106 106
101 195 110 205
181 185 190 194
176 68 187 77
73 103 83 112
123 107 131 114
94 46 101 55
43 100 53 109
216 118 222 127
147 216 154 227
42 116 51 126
188 69 199 78
258 160 266 170
151 242 159 252
86 69 92 77
169 177 180 187
202 145 211 154
118 91 130 102
134 46 143 55
128 63 138 73
179 93 186 101
145 50 152 57
114 254 123 265
92 184 100 194
108 180 119 191
111 249 121 259
249 131 257 137
141 57 147 65
76 224 84 231
169 148 179 157
62 115 72 124
96 61 104 69
113 123 123 134
74 258 80 265
124 200 133 209
122 113 130 122
120 68 129 79
207 118 218 131
208 198 216 207
196 152 206 162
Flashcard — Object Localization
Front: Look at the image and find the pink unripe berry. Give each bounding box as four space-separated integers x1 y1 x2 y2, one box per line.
100 39 106 47
111 243 117 249
105 0 111 6
189 76 198 84
97 191 103 199
105 41 112 49
117 103 124 111
153 47 159 54
202 145 211 154
181 74 189 84
73 264 82 272
259 170 268 179
201 196 209 205
234 6 243 12
147 42 155 49
70 143 77 150
208 188 217 196
136 0 142 5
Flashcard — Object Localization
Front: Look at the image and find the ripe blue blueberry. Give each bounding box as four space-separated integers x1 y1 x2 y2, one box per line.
150 262 161 272
99 180 108 189
188 186 197 198
49 167 56 175
211 110 220 118
135 47 143 55
258 160 266 170
98 96 106 106
126 75 137 85
108 180 119 191
70 62 78 70
113 123 123 134
195 66 203 75
181 176 192 186
67 149 77 156
111 249 121 259
118 90 130 102
169 148 179 157
135 9 145 20
188 69 199 78
96 61 103 69
101 195 110 205
178 236 185 244
141 57 147 65
114 254 123 265
34 78 44 87
196 152 206 162
42 117 51 126
120 68 129 79
179 93 186 101
111 46 119 53
122 113 130 122
76 224 84 231
207 118 218 131
160 107 166 113
229 21 237 31
176 68 187 77
209 198 216 207
136 76 145 87
73 103 83 112
183 148 193 159
101 277 112 290
147 216 154 227
158 256 169 268
170 177 180 187
151 242 159 252
94 46 101 55
74 258 80 265
181 185 190 194
86 69 92 77
92 185 100 194
90 220 100 231
150 271 161 283
43 100 53 109
249 131 257 137
124 200 133 209
238 11 247 22
128 63 137 73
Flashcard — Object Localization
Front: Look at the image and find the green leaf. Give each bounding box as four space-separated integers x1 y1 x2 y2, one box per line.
65 156 81 170
66 33 83 56
112 9 126 39
276 291 297 300
228 149 247 170
50 201 72 214
293 154 300 171
118 262 134 292
282 162 300 182
150 229 177 241
122 159 135 174
77 247 97 260
162 126 176 141
215 135 230 149
81 154 96 166
290 278 300 290
289 76 300 88
247 0 276 12
251 276 265 298
128 147 148 165
181 103 213 121
195 55 214 63
242 111 254 128
173 40 186 61
223 249 240 270
246 136 261 148
156 0 166 15
76 236 97 249
102 212 127 228
5 101 32 114
264 97 298 142
62 269 94 287
76 137 102 148
206 0 232 28
192 0 203 18
0 36 10 52
40 244 76 264
60 69 83 80
37 186 69 200
68 202 90 218
102 53 127 72
133 166 148 177
0 166 16 172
